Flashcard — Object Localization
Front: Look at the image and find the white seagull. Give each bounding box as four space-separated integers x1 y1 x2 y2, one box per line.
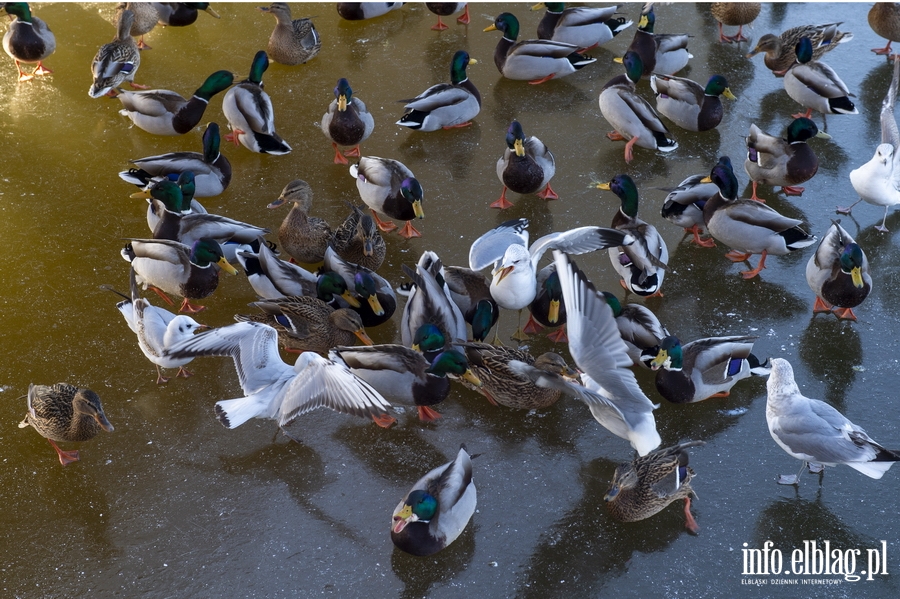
163 321 394 435
766 358 900 485
508 251 661 456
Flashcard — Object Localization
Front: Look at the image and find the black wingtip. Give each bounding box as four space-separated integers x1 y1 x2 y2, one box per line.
214 404 231 428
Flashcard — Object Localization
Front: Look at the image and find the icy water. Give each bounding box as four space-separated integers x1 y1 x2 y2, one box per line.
1 2 900 598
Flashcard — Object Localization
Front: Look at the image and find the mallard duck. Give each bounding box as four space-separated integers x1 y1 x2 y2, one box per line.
599 51 677 164
134 172 206 233
321 78 375 165
336 2 402 21
870 3 900 57
396 50 480 132
153 2 220 26
843 55 900 231
258 3 320 65
89 8 143 98
766 358 900 485
331 345 481 422
650 73 735 132
484 12 595 84
222 51 291 155
2 2 55 82
119 2 159 49
145 181 269 248
331 204 385 271
710 2 760 43
595 174 668 298
350 156 424 238
523 263 567 343
121 237 238 313
400 251 468 354
806 221 872 321
162 320 393 433
744 117 830 201
460 342 576 409
468 218 632 341
236 295 374 355
604 440 704 533
703 156 817 279
649 335 769 403
784 36 857 121
19 383 114 466
747 22 852 76
117 69 233 135
391 446 476 556
659 170 720 248
324 246 397 328
493 120 557 209
105 266 207 384
119 122 231 198
443 266 499 343
600 291 667 368
265 179 332 264
511 252 662 455
426 3 469 31
533 3 632 52
625 3 691 76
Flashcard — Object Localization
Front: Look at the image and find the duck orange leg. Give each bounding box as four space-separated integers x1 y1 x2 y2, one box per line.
740 250 769 279
873 40 893 55
431 15 448 30
457 5 470 24
606 130 625 141
833 307 858 321
791 108 813 120
155 365 171 385
332 142 349 165
178 297 207 313
724 250 752 262
33 61 52 76
47 439 80 466
522 314 543 334
749 181 766 202
686 224 716 247
491 186 514 209
683 497 700 534
812 296 833 314
372 413 397 428
417 405 442 421
397 221 422 239
224 129 244 146
623 136 639 164
14 60 33 81
370 209 397 232
343 146 361 158
528 74 556 85
537 184 559 200
781 185 805 196
546 325 568 343
148 285 175 306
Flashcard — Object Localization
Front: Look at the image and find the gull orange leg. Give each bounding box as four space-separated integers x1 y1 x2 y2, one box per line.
812 296 833 314
397 221 422 239
47 439 80 466
537 184 559 201
724 250 752 262
370 210 397 232
749 181 765 202
740 250 769 279
491 186 514 210
623 135 639 164
686 224 716 247
372 413 397 428
431 16 448 30
332 142 349 165
529 74 556 85
178 297 207 313
833 307 858 321
457 5 470 24
417 405 442 421
781 185 805 196
683 497 700 534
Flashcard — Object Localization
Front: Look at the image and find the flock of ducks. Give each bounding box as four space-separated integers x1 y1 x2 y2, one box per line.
7 1 900 559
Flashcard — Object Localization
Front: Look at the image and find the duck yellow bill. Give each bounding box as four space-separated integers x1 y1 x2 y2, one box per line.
594 181 612 190
531 2 546 11
483 23 497 32
368 295 385 316
338 95 348 112
130 189 152 199
412 200 425 219
216 257 238 275
514 138 525 157
354 329 374 346
613 56 624 64
548 299 560 324
816 130 832 140
723 88 737 101
851 266 864 288
700 175 712 183
204 7 220 18
341 290 362 309
468 58 477 66
650 349 668 371
463 369 483 388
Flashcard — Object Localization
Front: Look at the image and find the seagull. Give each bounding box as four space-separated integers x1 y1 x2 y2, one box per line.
468 218 634 341
842 55 900 232
103 267 207 384
163 321 394 436
766 358 900 485
508 250 661 456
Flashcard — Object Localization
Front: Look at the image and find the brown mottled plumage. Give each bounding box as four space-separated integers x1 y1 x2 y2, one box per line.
710 2 760 43
19 383 114 466
746 22 852 75
258 3 321 65
331 204 386 271
268 179 333 265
